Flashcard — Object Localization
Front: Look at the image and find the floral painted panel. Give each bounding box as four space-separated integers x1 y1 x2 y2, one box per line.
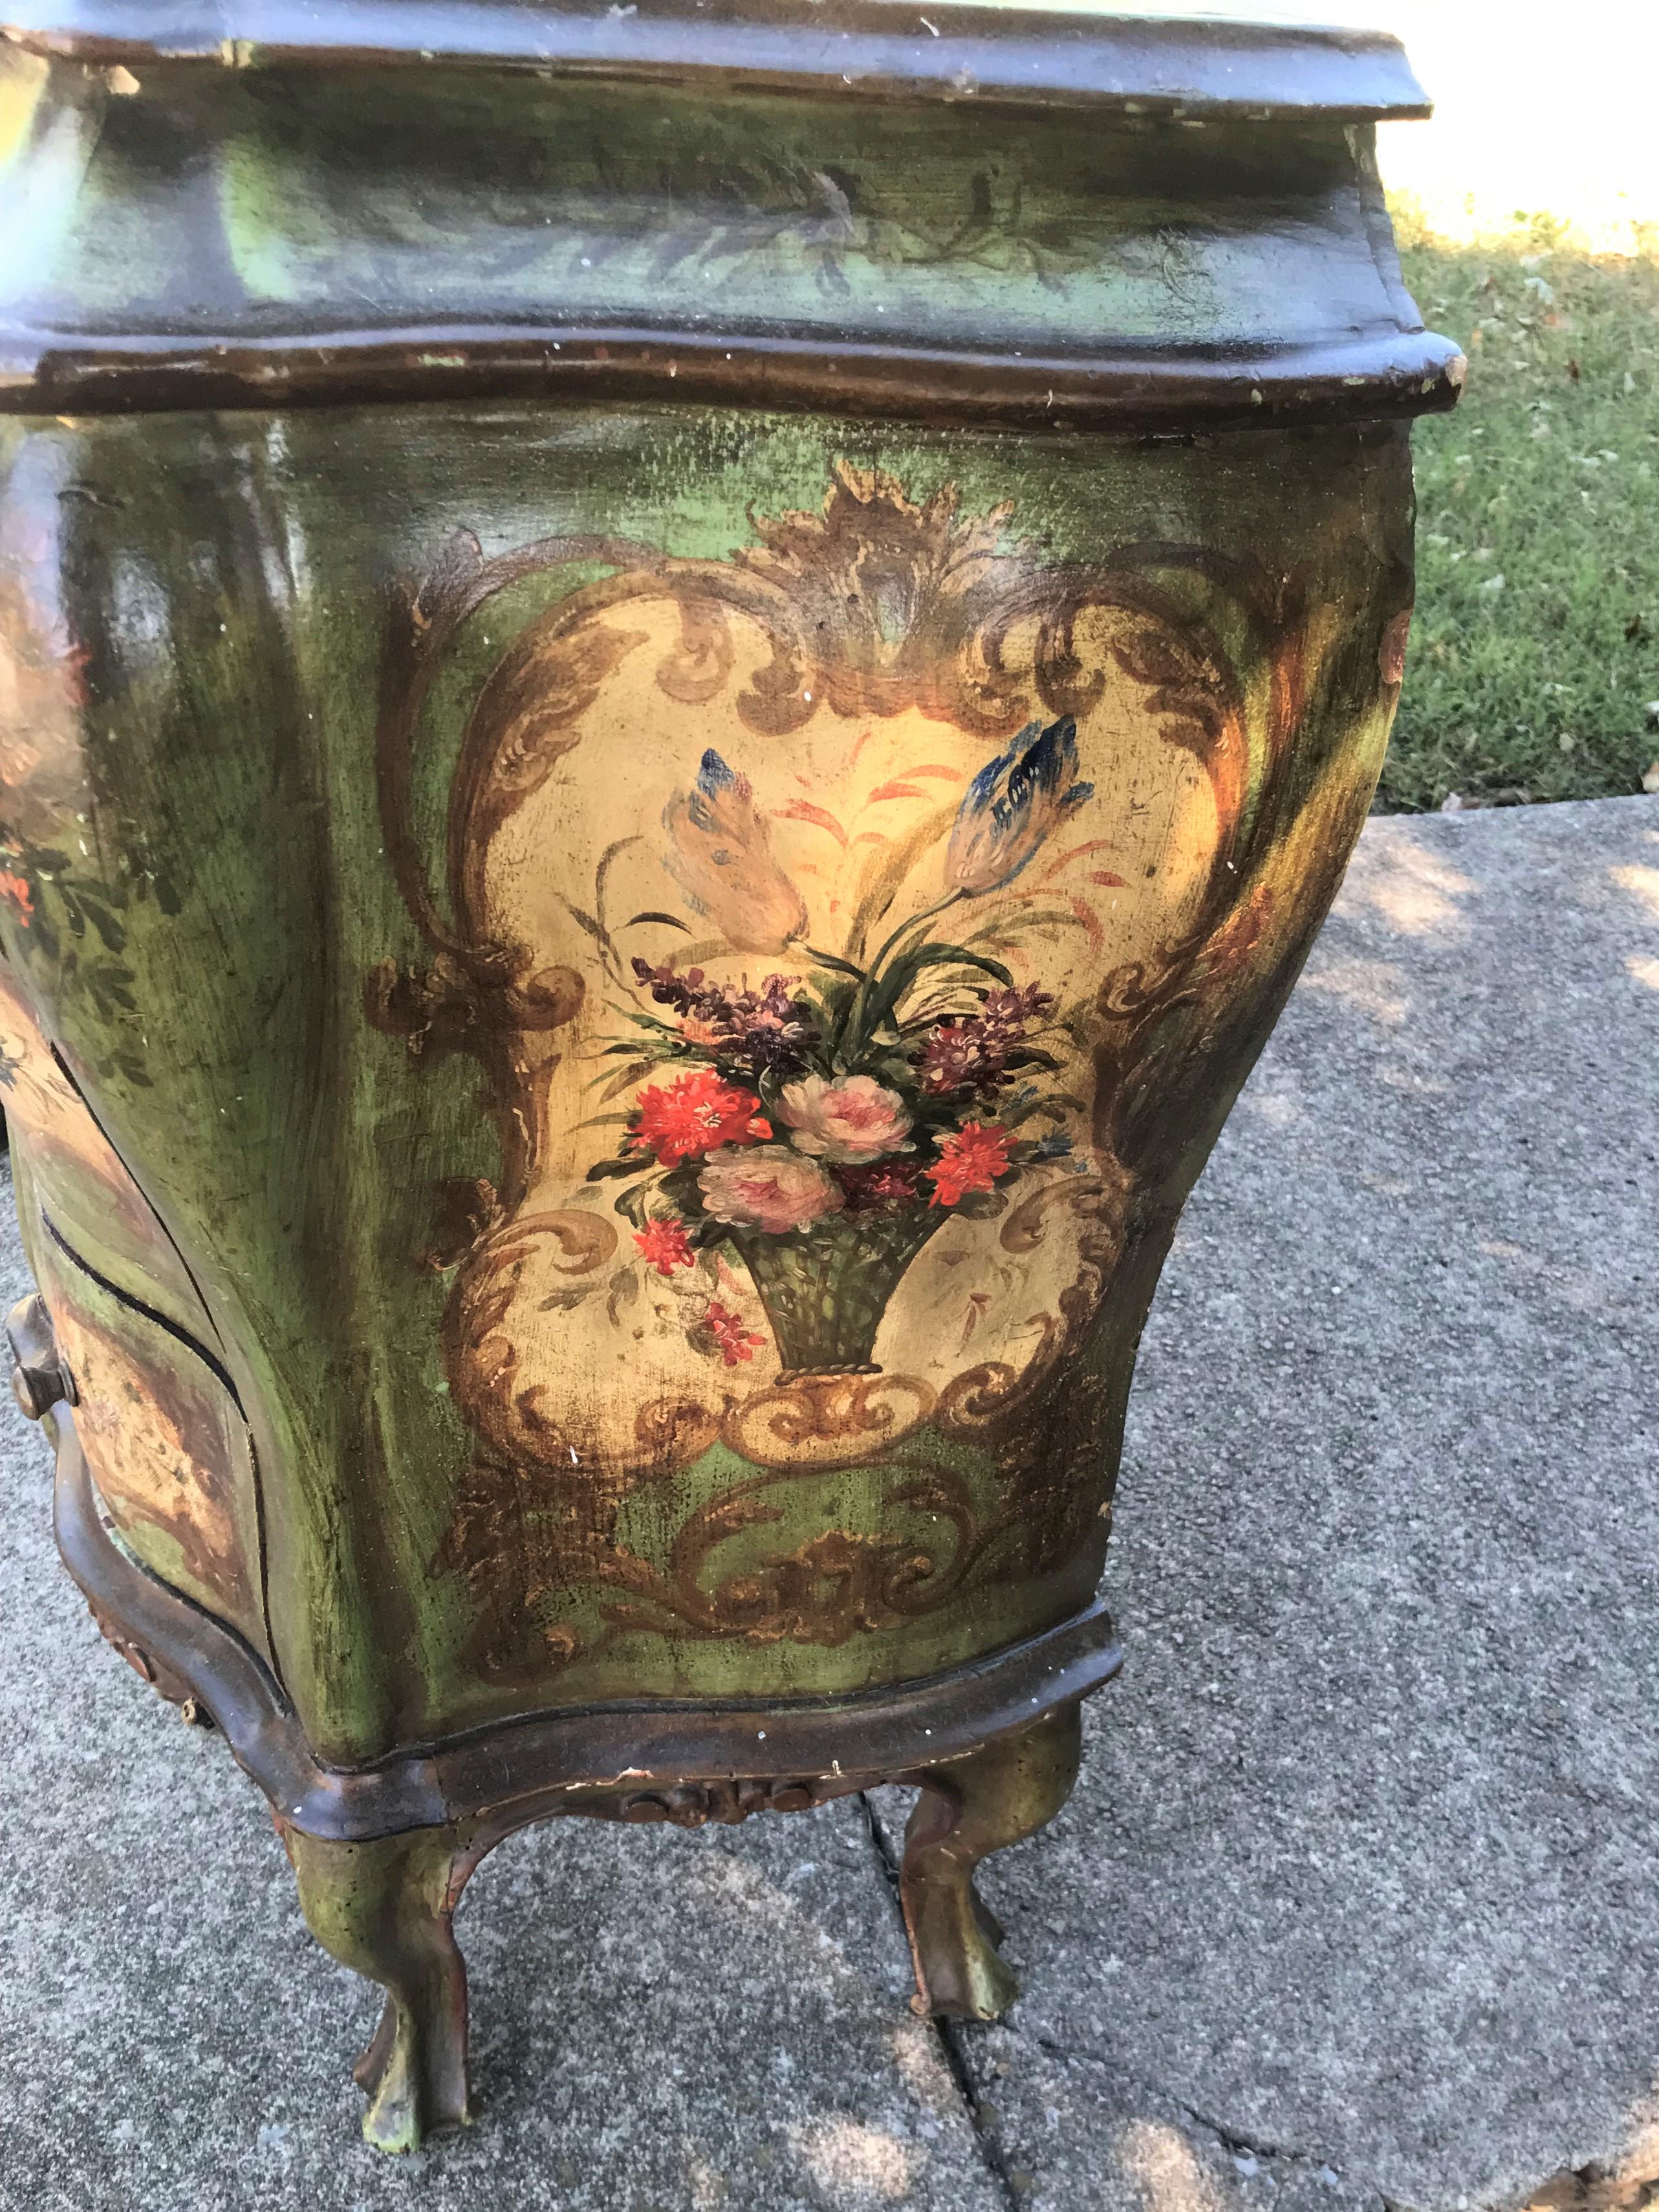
372 461 1399 1682
594 711 1100 1381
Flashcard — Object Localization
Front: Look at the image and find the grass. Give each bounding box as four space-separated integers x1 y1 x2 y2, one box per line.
1382 201 1659 811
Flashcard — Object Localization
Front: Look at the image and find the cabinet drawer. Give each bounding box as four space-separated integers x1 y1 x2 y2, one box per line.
31 1220 274 1669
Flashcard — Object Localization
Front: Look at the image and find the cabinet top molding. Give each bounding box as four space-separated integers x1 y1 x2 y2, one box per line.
1 1 1431 120
0 2 1456 421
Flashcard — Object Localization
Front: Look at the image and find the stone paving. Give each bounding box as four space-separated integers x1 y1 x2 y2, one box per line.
1 796 1655 2212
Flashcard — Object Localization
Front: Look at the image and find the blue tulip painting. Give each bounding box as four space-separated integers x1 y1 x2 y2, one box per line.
945 717 1096 897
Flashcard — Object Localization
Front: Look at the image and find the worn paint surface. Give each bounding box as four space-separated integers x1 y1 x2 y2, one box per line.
0 404 1411 1761
0 55 1411 360
0 33 1459 429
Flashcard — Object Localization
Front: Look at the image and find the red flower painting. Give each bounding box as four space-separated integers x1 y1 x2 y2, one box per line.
702 1300 767 1367
629 1068 772 1166
633 1217 696 1275
925 1122 1014 1208
0 869 34 925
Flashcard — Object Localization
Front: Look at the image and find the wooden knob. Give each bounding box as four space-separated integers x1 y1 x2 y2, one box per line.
5 1292 73 1422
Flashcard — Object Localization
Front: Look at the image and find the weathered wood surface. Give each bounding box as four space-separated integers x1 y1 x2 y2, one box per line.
0 8 1458 424
0 410 1416 1758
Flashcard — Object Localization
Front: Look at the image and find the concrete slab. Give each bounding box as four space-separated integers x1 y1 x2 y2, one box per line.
871 794 1659 2212
1 796 1656 2210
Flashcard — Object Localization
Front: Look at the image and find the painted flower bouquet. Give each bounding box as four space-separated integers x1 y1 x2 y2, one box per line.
586 716 1094 1376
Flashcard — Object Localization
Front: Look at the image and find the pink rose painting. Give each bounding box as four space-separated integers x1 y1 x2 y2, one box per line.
778 1076 913 1164
698 1146 845 1235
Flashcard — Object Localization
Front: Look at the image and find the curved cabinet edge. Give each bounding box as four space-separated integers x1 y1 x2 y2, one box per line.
52 1421 1123 1844
0 5 1433 120
0 326 1467 429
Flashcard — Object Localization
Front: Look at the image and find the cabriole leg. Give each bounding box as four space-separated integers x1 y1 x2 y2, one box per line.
284 1821 477 2152
898 1698 1084 2022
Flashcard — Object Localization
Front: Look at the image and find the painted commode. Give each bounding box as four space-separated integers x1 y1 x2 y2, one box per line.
0 0 1459 2151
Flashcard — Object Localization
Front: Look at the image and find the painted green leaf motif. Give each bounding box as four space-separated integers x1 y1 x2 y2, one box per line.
802 944 866 980
593 1059 660 1101
847 940 1015 1060
585 1155 649 1182
613 1185 651 1228
562 902 610 948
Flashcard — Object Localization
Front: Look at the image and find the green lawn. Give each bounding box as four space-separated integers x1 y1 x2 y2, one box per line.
1383 204 1659 810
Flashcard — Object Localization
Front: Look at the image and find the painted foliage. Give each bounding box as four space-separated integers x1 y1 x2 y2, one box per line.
364 460 1395 1682
0 529 171 1078
0 446 176 1186
0 466 268 1649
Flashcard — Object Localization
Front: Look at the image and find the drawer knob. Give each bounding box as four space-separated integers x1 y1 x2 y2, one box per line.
5 1292 75 1421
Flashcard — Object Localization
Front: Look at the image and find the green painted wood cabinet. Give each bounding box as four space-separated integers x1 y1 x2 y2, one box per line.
0 0 1458 2151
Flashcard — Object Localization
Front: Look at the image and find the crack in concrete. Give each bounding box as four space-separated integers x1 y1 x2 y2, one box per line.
935 2012 1036 2211
1169 2091 1347 2180
843 1830 1654 2212
854 1790 1028 2211
849 1808 1368 2211
1030 2031 1381 2200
